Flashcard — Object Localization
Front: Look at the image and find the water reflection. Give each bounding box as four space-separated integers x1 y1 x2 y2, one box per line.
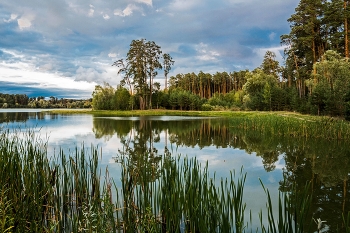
92 116 350 232
0 111 46 123
1 111 349 232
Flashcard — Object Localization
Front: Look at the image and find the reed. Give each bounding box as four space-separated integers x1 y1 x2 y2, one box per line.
0 126 341 232
340 211 350 233
0 127 116 232
0 187 14 233
259 179 313 233
228 114 350 141
115 154 248 232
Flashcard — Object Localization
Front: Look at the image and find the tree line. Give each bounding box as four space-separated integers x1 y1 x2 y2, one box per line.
0 93 92 109
92 0 349 120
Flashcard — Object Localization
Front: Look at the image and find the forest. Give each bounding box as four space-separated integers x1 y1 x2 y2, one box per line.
0 93 92 109
91 0 350 120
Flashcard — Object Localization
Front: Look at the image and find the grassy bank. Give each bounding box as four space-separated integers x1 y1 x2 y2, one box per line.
48 108 345 119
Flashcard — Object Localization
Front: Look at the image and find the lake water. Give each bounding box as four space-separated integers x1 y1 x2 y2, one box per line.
0 109 349 232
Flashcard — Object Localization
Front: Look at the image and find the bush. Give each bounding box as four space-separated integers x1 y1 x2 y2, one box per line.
212 105 227 111
201 103 213 111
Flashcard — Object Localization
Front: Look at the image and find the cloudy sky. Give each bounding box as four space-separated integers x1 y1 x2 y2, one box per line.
0 0 298 98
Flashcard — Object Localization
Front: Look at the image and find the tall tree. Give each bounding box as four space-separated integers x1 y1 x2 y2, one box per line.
163 53 174 91
281 0 325 97
127 39 148 110
145 41 162 109
323 0 348 56
260 51 281 79
115 39 167 110
345 0 349 58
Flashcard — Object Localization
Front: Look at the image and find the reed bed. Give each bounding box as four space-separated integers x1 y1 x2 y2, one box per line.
0 127 116 232
1 126 350 232
228 114 350 141
116 154 247 232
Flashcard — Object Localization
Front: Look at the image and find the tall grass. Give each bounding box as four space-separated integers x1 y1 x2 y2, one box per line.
259 179 313 233
229 114 350 140
0 127 116 232
1 126 349 232
116 153 247 232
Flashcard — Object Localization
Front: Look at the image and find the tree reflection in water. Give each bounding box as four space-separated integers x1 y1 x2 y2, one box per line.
95 116 350 232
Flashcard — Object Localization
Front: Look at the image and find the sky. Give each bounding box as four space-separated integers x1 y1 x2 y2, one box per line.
0 0 299 99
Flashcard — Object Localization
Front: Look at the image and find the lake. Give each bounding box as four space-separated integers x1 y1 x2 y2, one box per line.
0 109 349 232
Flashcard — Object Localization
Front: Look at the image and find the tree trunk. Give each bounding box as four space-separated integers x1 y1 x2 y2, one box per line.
165 74 168 91
345 0 349 58
149 73 153 109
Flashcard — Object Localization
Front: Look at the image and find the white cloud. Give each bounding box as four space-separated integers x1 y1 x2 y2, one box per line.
0 62 95 93
108 53 117 58
253 45 287 68
170 0 200 11
103 14 110 20
75 66 101 82
136 0 152 6
2 49 25 59
114 4 141 17
17 13 35 30
269 32 276 41
39 63 53 71
75 62 118 85
4 14 18 23
195 43 220 61
88 8 95 17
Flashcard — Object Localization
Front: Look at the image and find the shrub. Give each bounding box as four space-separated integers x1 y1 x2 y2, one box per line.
201 103 213 111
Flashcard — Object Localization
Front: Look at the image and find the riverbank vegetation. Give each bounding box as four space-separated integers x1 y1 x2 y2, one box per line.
2 126 349 232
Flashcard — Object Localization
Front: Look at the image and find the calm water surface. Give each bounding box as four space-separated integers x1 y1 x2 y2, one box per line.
1 109 349 232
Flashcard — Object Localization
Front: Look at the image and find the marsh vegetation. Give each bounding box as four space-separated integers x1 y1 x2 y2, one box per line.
1 111 350 232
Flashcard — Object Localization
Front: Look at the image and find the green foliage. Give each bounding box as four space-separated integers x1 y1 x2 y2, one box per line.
243 69 279 110
263 83 272 110
310 50 350 116
92 82 116 110
0 187 14 233
117 151 248 233
114 39 172 110
168 88 202 110
0 93 28 107
115 85 131 110
201 103 213 111
163 53 174 90
208 93 228 107
260 51 281 79
0 128 116 232
259 179 312 233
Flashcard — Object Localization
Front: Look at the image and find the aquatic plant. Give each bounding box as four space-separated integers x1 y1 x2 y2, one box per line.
1 126 349 232
259 179 313 233
0 127 116 232
228 113 350 141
